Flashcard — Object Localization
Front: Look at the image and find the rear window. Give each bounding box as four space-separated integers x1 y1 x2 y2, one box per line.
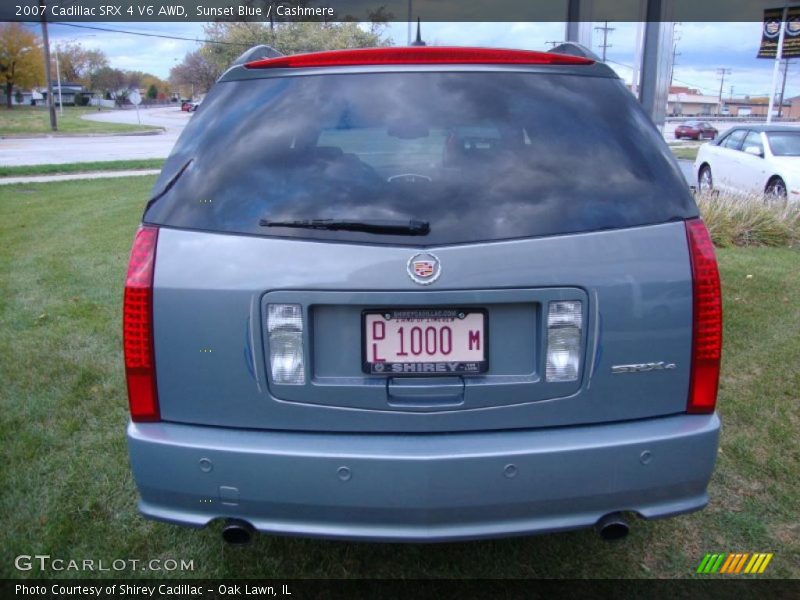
767 132 800 156
145 71 696 246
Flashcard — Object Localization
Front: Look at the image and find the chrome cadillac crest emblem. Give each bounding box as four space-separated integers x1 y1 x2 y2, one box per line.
407 253 441 285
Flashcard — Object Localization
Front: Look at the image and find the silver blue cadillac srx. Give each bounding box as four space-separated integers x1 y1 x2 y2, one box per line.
123 46 722 544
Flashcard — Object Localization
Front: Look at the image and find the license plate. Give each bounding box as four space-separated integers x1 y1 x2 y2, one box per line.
362 308 487 375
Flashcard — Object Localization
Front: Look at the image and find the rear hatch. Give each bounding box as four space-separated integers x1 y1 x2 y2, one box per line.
142 54 699 433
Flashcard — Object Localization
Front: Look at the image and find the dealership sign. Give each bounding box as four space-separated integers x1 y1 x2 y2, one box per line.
758 6 800 58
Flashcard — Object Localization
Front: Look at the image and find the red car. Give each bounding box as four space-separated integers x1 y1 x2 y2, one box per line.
674 121 718 140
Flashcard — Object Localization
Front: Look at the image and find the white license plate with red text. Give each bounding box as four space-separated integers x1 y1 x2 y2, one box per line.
362 309 487 375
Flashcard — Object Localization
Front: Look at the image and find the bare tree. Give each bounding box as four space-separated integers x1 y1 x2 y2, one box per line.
53 42 108 86
169 51 220 96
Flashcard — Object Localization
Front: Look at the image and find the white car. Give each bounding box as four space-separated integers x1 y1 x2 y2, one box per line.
694 126 800 201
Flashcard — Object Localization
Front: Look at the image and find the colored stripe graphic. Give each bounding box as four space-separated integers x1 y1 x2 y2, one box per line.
710 554 726 573
719 554 737 574
734 553 750 573
744 554 760 573
697 554 712 573
698 552 773 574
758 554 773 573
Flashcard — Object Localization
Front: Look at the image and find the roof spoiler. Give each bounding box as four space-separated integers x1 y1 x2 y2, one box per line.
231 45 284 67
548 42 601 63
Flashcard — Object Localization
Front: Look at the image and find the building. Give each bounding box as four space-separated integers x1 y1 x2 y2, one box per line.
721 96 793 117
780 95 800 119
46 83 90 106
0 87 40 106
667 86 720 116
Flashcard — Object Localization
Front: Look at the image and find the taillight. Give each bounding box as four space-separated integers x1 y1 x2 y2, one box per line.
686 219 722 414
245 47 594 69
123 225 159 422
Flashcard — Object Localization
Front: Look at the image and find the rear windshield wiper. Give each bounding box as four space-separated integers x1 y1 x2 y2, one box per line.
260 218 430 236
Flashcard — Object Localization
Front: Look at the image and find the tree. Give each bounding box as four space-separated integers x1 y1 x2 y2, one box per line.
0 23 44 109
146 83 157 100
140 73 166 93
90 66 125 98
53 42 108 86
200 21 391 75
169 50 220 97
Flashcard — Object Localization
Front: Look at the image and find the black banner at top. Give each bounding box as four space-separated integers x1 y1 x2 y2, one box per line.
757 6 800 58
0 0 791 23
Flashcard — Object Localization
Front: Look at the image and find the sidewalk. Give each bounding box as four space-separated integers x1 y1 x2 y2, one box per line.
0 169 160 186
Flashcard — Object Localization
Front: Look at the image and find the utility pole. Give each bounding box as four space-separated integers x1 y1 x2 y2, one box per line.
668 23 681 90
669 46 680 90
594 21 615 62
38 0 57 131
716 68 732 116
54 43 63 116
778 59 791 118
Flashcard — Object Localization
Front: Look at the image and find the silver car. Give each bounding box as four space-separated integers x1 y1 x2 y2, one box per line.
124 45 722 544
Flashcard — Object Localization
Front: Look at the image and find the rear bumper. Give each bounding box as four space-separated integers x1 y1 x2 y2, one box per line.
127 413 720 542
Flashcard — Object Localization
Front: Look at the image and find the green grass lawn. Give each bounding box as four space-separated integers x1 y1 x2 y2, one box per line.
0 106 160 136
0 159 165 178
670 146 700 161
0 177 798 579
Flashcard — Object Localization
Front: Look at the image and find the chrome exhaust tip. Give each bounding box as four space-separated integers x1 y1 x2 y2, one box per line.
222 519 255 545
596 512 630 541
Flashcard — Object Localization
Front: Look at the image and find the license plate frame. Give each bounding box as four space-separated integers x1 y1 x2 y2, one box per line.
361 308 489 376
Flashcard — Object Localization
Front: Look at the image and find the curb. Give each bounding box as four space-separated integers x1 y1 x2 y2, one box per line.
0 169 161 185
0 128 165 140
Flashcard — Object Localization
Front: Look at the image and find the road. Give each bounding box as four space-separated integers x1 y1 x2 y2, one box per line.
0 106 190 166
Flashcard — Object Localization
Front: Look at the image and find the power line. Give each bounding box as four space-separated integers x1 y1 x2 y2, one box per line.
605 58 717 95
52 22 257 47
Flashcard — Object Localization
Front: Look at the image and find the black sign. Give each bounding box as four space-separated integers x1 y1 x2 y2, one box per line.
758 7 800 58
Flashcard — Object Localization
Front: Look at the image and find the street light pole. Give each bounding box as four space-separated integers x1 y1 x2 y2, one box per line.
38 0 57 131
54 43 63 116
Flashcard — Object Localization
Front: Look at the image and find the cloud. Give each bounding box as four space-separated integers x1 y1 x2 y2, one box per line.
47 21 206 79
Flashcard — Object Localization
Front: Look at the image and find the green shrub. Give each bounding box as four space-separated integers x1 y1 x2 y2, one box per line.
695 192 800 248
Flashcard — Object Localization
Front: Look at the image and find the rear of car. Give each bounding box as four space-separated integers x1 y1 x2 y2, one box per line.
125 47 722 542
695 126 800 200
675 121 717 140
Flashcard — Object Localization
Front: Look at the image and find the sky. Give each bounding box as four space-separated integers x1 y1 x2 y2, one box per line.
42 21 798 100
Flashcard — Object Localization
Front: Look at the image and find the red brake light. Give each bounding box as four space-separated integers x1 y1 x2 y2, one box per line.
124 225 159 422
686 219 722 414
245 47 594 69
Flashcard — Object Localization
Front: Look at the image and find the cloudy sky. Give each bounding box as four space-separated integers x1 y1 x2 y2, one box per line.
44 21 798 99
